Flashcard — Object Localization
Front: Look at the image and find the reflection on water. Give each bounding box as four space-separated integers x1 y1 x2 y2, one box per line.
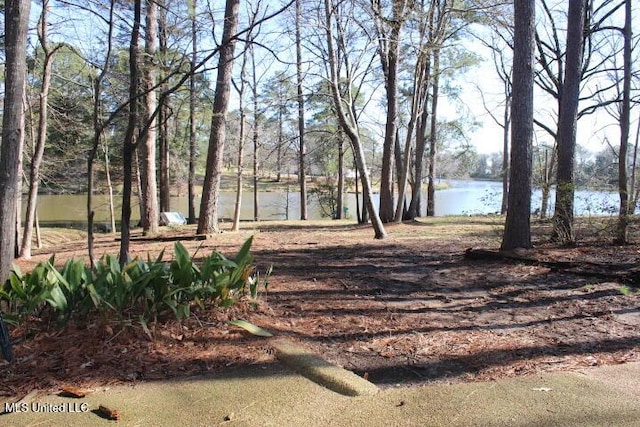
436 180 619 217
27 180 620 227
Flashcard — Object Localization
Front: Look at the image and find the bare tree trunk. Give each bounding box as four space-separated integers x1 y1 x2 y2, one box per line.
614 0 632 244
276 103 283 182
158 99 170 212
395 28 431 222
16 93 25 258
336 135 344 219
408 104 429 219
426 48 441 217
35 212 41 248
373 0 406 223
629 113 640 213
104 142 116 234
406 45 432 221
354 159 361 223
188 0 198 224
296 0 308 220
232 110 246 232
21 0 57 259
119 0 142 264
501 97 510 215
394 125 413 222
253 123 260 221
539 145 556 218
135 149 144 222
0 0 30 283
232 38 251 232
472 35 512 216
251 44 260 222
540 183 551 218
501 0 535 251
324 0 386 239
139 0 159 233
158 0 171 213
87 0 115 267
552 0 586 245
197 0 240 234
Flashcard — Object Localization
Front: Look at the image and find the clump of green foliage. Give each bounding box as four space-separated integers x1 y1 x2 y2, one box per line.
308 182 339 218
619 285 639 296
0 237 269 326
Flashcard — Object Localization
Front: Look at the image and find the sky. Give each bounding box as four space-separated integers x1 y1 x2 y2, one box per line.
27 0 639 159
458 45 629 157
457 3 640 157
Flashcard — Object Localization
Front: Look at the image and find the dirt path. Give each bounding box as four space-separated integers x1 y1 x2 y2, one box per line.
2 218 639 396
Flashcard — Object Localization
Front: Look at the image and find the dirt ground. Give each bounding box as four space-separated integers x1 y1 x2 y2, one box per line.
2 217 640 397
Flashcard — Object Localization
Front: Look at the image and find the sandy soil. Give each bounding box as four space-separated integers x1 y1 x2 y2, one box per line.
2 217 639 396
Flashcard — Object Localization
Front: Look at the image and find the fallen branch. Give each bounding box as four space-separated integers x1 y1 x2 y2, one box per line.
464 248 640 286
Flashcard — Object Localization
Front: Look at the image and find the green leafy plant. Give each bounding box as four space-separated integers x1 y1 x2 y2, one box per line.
619 285 639 296
3 257 97 324
308 183 339 218
1 237 270 327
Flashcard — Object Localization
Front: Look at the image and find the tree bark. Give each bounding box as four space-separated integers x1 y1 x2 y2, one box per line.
501 95 510 215
231 107 246 232
296 0 308 220
139 0 159 233
395 119 414 222
395 43 428 222
188 0 198 224
552 0 586 245
197 0 240 234
232 38 251 232
158 0 171 213
614 0 633 245
337 134 345 219
373 0 406 223
104 143 116 234
87 0 115 267
629 113 640 213
324 0 386 239
406 1 435 221
426 48 441 217
0 0 30 284
539 145 556 218
614 0 632 244
276 96 284 182
408 101 430 219
501 0 535 251
21 0 56 259
354 158 361 223
251 44 260 222
119 0 142 264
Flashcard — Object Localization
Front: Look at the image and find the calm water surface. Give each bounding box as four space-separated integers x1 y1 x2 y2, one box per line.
27 180 620 227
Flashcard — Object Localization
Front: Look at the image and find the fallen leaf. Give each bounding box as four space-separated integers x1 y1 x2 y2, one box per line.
228 319 273 337
59 386 86 398
98 405 120 420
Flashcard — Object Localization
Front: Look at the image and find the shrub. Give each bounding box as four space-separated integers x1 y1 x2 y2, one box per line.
308 182 339 218
1 237 269 326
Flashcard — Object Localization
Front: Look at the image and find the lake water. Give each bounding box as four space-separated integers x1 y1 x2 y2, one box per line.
435 180 620 217
26 180 621 227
